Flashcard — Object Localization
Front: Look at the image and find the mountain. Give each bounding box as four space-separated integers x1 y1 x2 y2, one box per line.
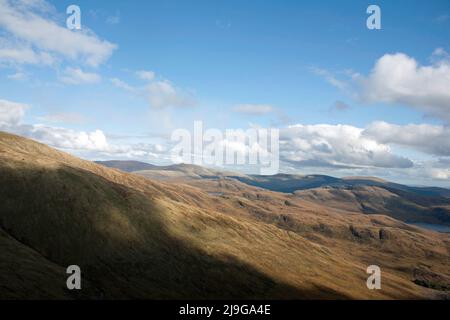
228 174 450 226
95 160 159 172
1 132 450 299
231 173 450 198
101 161 450 226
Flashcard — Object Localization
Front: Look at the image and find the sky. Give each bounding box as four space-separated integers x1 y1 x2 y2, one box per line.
0 0 450 186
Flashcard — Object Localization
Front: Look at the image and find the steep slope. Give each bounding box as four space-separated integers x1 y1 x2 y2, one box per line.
0 226 99 299
1 132 449 299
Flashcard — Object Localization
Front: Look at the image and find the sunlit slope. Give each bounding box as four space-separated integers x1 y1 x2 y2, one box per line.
131 163 450 226
0 132 449 299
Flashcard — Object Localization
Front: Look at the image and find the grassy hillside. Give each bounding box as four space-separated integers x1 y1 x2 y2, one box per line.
127 163 450 226
1 132 449 299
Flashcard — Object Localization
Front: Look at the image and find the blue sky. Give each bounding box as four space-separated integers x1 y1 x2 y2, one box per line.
0 0 450 186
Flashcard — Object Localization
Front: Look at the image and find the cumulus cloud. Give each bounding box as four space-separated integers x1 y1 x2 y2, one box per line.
0 98 170 160
2 96 449 183
278 121 450 183
314 51 450 123
16 123 169 159
363 121 450 156
0 0 116 67
59 67 101 85
25 125 109 151
21 124 169 160
0 99 108 151
233 104 275 115
356 52 450 122
279 124 413 169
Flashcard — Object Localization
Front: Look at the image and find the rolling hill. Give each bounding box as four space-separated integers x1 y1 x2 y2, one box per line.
103 161 450 226
1 132 450 299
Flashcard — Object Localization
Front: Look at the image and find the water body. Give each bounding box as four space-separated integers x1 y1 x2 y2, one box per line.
409 223 450 233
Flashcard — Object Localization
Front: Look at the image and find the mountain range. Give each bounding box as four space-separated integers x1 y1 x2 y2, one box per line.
98 161 450 226
0 132 449 299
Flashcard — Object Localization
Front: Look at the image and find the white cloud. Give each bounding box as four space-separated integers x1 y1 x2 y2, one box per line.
0 0 117 67
59 67 101 85
0 98 171 160
314 51 450 123
356 52 450 122
278 122 450 184
18 124 169 159
0 99 28 126
27 126 109 151
0 41 54 65
233 104 274 115
136 70 155 81
11 123 170 159
2 97 448 183
363 121 450 156
0 98 108 151
279 124 413 169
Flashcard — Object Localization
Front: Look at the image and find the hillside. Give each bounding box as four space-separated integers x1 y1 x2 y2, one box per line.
1 132 450 299
113 162 450 226
293 186 450 226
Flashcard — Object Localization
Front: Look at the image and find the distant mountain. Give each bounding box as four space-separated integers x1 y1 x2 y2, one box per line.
2 133 449 299
294 185 450 226
100 161 450 226
95 160 158 172
230 174 450 225
231 173 343 193
97 161 248 180
100 161 450 197
232 173 450 198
